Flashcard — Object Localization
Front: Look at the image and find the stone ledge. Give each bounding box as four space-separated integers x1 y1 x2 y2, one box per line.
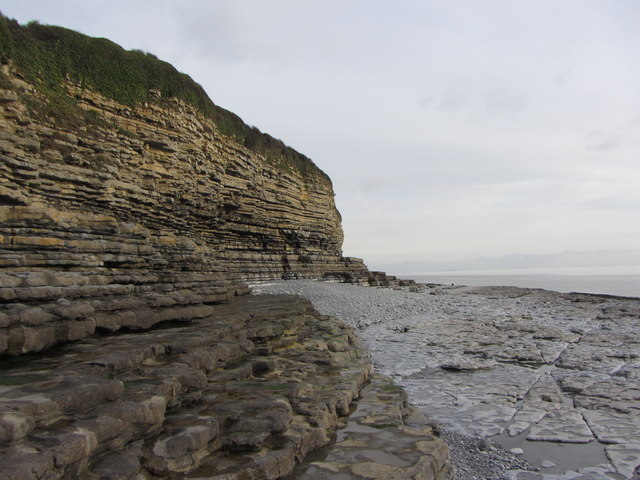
0 295 382 479
291 373 454 480
0 294 454 479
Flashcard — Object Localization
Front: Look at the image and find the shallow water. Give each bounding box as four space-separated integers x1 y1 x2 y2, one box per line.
495 431 611 475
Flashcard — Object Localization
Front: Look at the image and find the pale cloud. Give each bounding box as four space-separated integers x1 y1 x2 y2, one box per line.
586 118 640 152
586 130 623 152
437 82 474 112
434 82 527 116
553 70 574 86
483 87 527 115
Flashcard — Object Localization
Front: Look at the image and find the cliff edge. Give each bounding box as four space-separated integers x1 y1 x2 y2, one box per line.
0 15 449 480
0 14 381 355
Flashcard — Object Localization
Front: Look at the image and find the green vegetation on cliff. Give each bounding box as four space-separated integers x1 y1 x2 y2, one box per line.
0 12 327 181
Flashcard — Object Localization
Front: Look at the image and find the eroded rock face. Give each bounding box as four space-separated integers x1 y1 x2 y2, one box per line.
0 295 363 479
0 70 381 354
0 295 452 480
0 203 250 355
0 69 370 278
0 70 450 479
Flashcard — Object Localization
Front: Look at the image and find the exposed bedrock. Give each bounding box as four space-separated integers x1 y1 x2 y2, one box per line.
0 69 412 353
0 64 447 479
256 281 640 479
0 70 365 282
0 295 451 480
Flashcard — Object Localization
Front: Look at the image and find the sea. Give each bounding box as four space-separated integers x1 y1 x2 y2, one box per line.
399 265 640 299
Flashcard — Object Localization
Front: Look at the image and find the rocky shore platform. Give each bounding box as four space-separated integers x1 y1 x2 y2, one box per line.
254 280 640 480
0 293 452 480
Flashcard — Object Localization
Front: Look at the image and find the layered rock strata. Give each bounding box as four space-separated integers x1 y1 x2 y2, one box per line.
0 69 369 282
0 294 451 480
0 31 440 480
0 68 394 354
0 203 250 356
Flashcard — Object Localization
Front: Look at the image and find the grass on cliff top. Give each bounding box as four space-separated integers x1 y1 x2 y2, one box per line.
0 12 329 182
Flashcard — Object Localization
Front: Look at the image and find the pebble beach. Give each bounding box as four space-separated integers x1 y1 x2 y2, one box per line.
253 280 640 480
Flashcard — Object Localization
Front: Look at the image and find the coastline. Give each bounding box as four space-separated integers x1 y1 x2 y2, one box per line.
404 267 640 299
253 279 640 480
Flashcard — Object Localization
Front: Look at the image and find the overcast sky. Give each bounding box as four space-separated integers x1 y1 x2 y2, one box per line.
3 1 639 271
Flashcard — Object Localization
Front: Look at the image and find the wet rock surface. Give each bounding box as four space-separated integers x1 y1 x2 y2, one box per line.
0 294 452 479
255 281 640 480
291 373 453 480
0 295 362 479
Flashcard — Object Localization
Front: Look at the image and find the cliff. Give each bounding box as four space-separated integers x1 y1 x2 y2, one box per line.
0 15 446 480
0 17 380 356
0 13 418 356
0 62 363 282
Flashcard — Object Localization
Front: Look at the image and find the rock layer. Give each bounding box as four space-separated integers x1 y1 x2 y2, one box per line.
0 202 250 356
0 294 452 480
0 57 445 479
293 374 454 480
0 294 363 479
0 66 393 355
0 68 367 281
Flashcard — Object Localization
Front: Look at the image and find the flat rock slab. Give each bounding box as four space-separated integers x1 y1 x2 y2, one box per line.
292 374 454 480
606 444 640 479
526 409 594 443
402 365 534 437
582 410 640 445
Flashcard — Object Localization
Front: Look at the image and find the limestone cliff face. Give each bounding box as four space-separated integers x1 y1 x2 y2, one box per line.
1 72 364 279
0 68 373 355
0 25 450 480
